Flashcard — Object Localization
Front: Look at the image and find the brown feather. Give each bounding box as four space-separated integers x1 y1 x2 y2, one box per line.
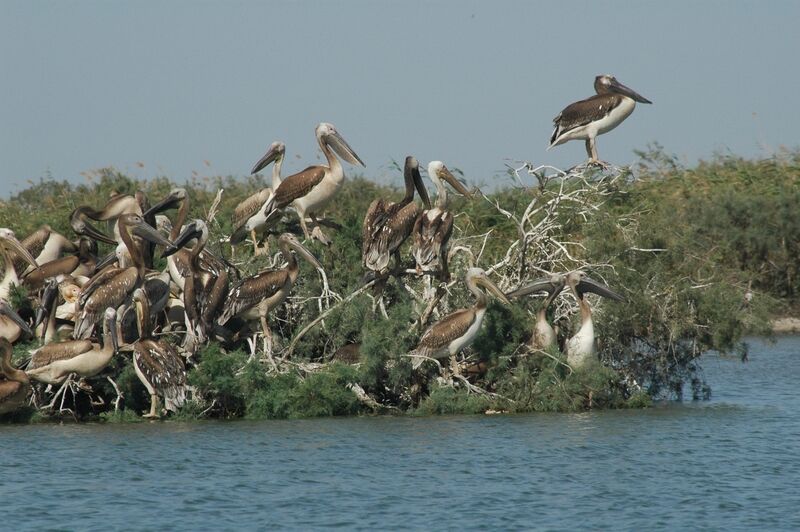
232 188 272 230
28 340 93 370
413 210 453 272
12 226 50 273
552 93 624 139
273 166 326 208
218 269 289 324
415 308 476 357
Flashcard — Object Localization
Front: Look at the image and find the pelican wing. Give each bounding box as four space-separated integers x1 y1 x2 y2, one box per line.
384 202 421 256
78 265 125 306
75 267 138 338
23 255 79 291
551 93 624 144
12 226 50 273
273 166 326 208
232 188 272 231
28 340 93 370
413 209 453 271
134 339 186 411
218 269 289 324
415 308 477 358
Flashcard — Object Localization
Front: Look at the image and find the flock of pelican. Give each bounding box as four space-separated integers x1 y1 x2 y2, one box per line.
0 75 648 417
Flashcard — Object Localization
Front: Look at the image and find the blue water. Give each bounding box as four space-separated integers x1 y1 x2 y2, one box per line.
2 336 799 530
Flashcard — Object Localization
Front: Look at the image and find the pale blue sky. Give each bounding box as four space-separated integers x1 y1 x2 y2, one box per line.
2 1 798 196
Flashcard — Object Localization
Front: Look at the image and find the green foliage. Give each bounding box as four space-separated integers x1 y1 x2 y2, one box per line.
3 149 796 421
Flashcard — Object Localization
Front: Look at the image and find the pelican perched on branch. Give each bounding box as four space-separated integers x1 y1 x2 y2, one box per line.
231 122 365 246
412 161 471 281
73 214 172 339
549 75 652 165
27 308 118 385
231 141 286 256
506 273 566 351
218 233 322 355
131 288 186 418
363 156 430 273
564 271 625 368
411 268 509 376
0 228 40 301
0 338 31 415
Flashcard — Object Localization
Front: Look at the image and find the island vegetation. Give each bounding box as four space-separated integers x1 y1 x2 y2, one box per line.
1 146 797 422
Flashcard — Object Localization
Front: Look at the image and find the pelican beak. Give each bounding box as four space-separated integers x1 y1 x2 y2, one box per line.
0 233 39 273
108 311 120 353
131 219 173 249
0 300 32 337
478 275 511 305
164 221 201 257
610 78 652 104
412 163 431 209
70 211 118 245
506 277 563 299
577 276 626 302
143 192 182 218
93 250 119 273
35 281 59 331
438 166 472 198
328 130 366 167
251 142 284 175
289 239 323 271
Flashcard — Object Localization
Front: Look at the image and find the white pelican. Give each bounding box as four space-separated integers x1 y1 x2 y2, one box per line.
411 268 510 376
362 156 430 273
564 271 625 368
506 273 567 351
412 160 471 281
218 233 322 355
26 308 118 385
549 75 652 165
131 288 186 418
232 141 286 255
231 122 365 246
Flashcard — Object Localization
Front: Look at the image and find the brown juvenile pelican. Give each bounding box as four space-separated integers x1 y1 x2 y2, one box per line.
131 288 186 418
362 156 430 273
506 273 567 351
27 308 118 385
563 271 625 368
232 141 286 256
73 214 172 339
231 122 365 246
142 187 190 289
412 160 471 281
12 225 76 275
218 233 322 354
22 238 97 292
0 228 40 301
0 338 31 415
410 268 510 376
549 75 652 165
166 219 228 346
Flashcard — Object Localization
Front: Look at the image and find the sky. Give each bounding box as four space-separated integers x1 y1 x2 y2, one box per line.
1 0 798 197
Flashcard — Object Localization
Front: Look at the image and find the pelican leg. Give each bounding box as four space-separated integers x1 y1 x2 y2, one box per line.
449 355 462 378
298 216 313 241
251 229 261 256
586 137 609 168
260 315 279 371
143 394 160 418
309 214 332 246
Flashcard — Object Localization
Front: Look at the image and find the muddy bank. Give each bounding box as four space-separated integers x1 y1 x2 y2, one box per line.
772 317 800 333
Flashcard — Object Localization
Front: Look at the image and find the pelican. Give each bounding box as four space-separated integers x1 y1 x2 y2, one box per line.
73 213 172 339
12 225 76 275
22 238 98 292
131 288 186 418
0 228 40 301
0 338 31 415
142 187 190 289
564 271 625 368
0 299 32 343
232 141 286 255
231 122 365 246
165 219 229 346
549 75 652 165
410 268 510 376
506 274 566 350
26 308 118 385
412 160 471 281
218 233 322 354
362 156 430 273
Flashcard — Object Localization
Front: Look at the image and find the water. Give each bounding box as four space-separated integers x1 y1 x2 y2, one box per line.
2 336 800 531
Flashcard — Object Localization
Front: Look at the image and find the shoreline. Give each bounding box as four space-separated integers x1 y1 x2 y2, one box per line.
772 317 800 334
